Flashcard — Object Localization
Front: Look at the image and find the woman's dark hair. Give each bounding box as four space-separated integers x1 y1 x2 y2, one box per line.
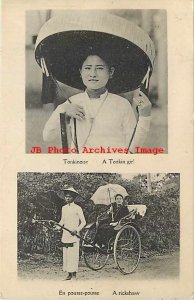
79 47 114 69
115 194 124 200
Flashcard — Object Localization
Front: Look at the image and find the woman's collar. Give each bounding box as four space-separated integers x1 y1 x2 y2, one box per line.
85 88 108 99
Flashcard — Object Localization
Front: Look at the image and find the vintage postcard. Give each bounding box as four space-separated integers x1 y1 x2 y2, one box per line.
0 0 193 299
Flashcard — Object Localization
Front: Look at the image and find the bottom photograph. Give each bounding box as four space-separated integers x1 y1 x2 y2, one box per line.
17 172 180 281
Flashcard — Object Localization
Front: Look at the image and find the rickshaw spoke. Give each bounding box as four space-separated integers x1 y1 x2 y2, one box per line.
83 228 109 270
114 225 141 274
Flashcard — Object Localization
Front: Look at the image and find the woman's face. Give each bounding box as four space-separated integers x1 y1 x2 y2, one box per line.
115 195 123 206
80 55 114 90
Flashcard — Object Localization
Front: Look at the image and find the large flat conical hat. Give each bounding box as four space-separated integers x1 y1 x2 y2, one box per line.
35 12 155 93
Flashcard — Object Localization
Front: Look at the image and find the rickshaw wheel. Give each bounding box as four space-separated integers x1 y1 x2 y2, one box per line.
114 224 141 274
83 228 109 270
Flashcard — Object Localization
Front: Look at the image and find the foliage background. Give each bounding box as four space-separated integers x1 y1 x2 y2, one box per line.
18 173 179 258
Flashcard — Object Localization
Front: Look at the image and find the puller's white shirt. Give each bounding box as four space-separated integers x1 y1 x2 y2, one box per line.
43 91 151 153
59 202 86 243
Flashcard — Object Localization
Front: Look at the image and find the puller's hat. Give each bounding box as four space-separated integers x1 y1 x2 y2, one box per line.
61 187 79 197
35 12 155 93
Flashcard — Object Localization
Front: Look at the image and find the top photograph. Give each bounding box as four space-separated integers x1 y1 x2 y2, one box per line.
26 9 167 154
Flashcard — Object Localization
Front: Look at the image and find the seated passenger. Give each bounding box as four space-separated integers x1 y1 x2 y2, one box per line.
95 194 129 248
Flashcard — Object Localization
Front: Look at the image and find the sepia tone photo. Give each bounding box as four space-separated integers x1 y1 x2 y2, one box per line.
26 10 168 154
18 172 179 281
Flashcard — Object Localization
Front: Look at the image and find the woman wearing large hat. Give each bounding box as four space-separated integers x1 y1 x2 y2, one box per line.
35 12 155 153
56 187 86 280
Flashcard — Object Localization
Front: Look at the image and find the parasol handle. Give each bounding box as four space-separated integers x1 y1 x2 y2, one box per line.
108 188 114 222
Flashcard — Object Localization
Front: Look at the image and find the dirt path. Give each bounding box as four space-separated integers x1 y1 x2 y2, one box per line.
18 251 179 281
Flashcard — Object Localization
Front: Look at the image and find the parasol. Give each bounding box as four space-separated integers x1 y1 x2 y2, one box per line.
91 184 128 205
35 12 155 93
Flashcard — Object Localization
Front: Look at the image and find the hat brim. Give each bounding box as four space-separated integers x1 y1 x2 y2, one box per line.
60 189 79 196
35 30 153 93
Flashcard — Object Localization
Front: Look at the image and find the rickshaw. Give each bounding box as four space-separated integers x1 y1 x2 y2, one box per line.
32 184 147 275
82 203 146 275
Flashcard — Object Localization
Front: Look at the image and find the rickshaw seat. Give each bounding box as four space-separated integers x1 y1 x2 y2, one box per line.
126 205 147 218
